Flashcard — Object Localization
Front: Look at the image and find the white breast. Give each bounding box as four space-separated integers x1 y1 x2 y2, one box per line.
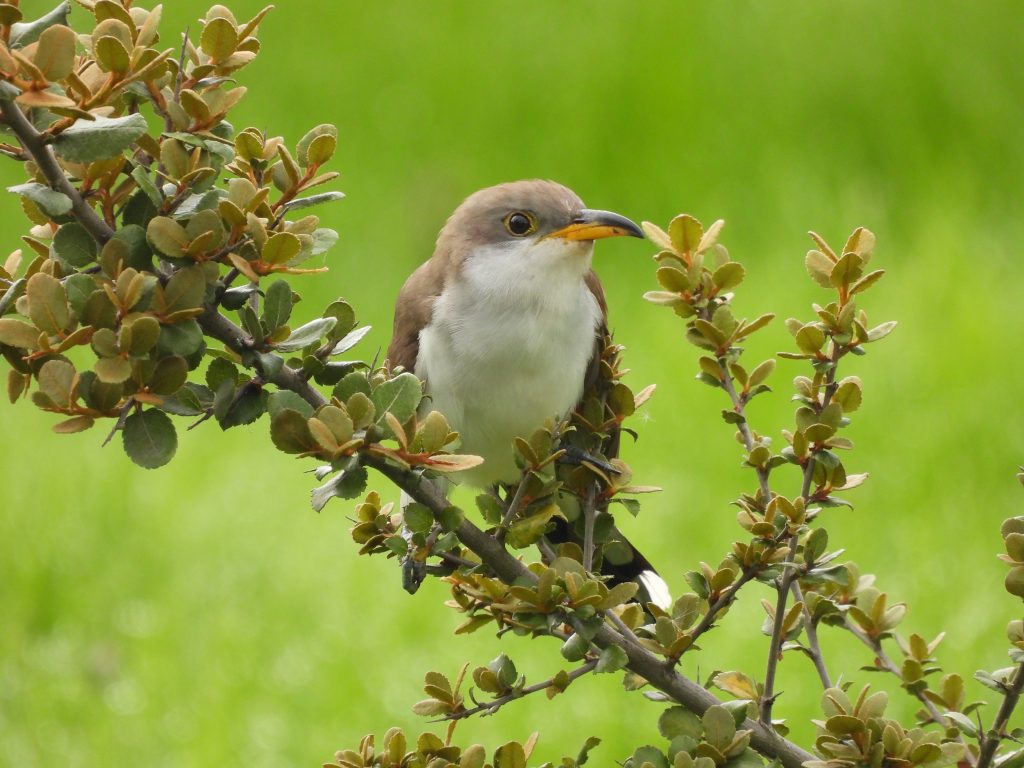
416 239 602 486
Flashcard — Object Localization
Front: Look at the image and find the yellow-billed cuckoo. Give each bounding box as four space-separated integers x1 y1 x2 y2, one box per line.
388 180 669 606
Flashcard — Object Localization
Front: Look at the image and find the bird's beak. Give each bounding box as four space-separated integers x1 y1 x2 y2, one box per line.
545 209 644 242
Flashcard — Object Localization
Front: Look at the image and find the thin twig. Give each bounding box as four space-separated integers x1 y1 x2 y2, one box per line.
789 580 831 689
683 567 762 655
717 356 771 501
495 476 531 542
761 346 844 724
843 619 966 729
442 660 599 722
843 619 976 767
760 559 797 724
101 399 135 446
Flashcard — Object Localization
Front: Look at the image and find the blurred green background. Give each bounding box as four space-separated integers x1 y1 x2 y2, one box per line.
2 1 1023 765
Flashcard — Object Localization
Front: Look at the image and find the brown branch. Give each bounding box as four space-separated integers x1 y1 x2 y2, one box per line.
0 99 114 245
843 619 970 731
789 580 832 689
684 566 761 654
717 356 771 500
442 660 599 722
362 452 816 768
761 343 846 724
195 307 327 409
977 662 1024 768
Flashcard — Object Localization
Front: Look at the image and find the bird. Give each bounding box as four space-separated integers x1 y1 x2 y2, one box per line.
387 180 670 607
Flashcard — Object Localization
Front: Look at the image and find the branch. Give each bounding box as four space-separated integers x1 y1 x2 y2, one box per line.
361 453 816 768
195 307 327 409
789 580 832 689
0 99 114 245
842 619 956 728
843 618 982 768
716 349 831 696
684 566 761 653
442 660 599 722
761 346 845 724
977 662 1024 768
717 355 771 500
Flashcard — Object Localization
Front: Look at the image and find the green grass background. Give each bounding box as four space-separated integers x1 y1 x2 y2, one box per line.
2 1 1024 765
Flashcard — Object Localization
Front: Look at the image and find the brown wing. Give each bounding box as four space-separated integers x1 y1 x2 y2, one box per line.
582 269 609 393
387 257 448 373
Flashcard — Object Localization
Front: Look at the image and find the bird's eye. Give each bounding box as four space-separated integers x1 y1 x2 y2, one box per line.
504 212 535 237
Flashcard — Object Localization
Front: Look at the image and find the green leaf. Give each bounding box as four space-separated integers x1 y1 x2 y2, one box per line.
794 324 826 355
309 227 338 256
371 372 422 427
0 318 40 349
804 250 834 289
631 746 669 768
829 253 863 289
148 356 188 395
668 214 702 255
282 190 345 212
702 705 736 751
7 182 72 218
305 133 337 166
1006 567 1024 598
9 2 70 48
94 356 132 384
273 316 336 352
833 377 862 412
37 359 75 407
147 216 189 258
62 274 93 319
200 16 237 60
270 408 314 454
122 408 177 469
296 124 338 167
712 262 745 292
53 114 149 164
493 741 527 768
412 411 451 453
330 325 371 356
311 462 367 512
262 280 292 331
261 232 302 265
659 707 703 740
594 644 628 674
93 35 130 74
155 320 204 358
843 227 876 259
161 266 207 314
267 390 313 420
866 321 897 342
0 278 25 318
403 503 434 534
850 269 885 295
323 299 357 341
218 385 267 430
130 165 163 206
35 23 76 81
26 272 70 334
53 222 99 268
507 502 564 549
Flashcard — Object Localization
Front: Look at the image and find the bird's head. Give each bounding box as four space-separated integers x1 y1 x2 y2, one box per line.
437 180 643 277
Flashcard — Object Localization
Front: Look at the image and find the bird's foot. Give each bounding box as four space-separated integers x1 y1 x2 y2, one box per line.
555 444 621 476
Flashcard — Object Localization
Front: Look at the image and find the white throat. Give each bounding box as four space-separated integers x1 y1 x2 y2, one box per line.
416 238 603 486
